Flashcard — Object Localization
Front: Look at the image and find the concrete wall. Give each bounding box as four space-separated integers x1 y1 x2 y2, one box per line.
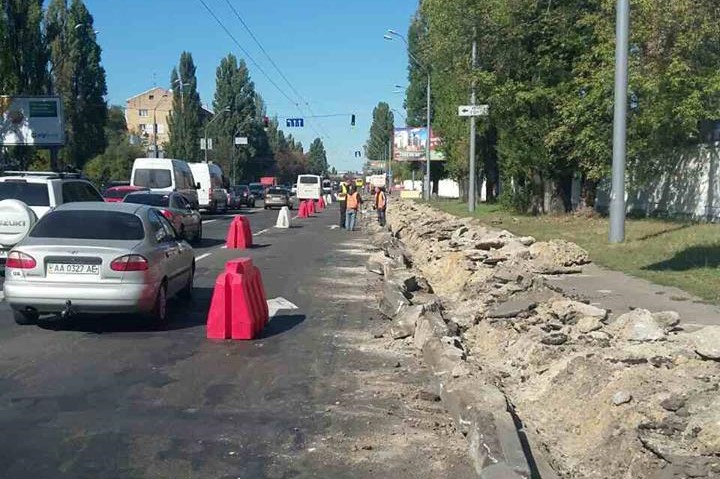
595 145 720 220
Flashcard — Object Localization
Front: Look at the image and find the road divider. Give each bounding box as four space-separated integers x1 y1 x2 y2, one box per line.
207 258 269 340
226 215 252 249
275 206 291 229
298 201 309 218
317 197 325 211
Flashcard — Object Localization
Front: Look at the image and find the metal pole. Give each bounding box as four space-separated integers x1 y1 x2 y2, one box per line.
609 0 629 243
468 29 478 212
203 128 208 163
425 72 431 200
153 109 159 158
388 137 393 190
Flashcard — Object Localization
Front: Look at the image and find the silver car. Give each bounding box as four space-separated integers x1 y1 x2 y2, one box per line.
3 202 195 325
264 187 293 210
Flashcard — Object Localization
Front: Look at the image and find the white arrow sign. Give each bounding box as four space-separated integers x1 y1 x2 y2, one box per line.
458 104 489 117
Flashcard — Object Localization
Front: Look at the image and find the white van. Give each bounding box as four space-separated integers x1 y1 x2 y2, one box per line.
189 162 227 213
131 158 199 209
296 174 322 200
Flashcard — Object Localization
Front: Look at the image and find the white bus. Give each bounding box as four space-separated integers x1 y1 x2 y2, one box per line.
296 175 322 200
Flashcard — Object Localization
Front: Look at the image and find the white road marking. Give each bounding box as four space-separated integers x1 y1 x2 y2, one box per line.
253 228 269 237
196 253 212 262
267 297 299 318
202 219 218 224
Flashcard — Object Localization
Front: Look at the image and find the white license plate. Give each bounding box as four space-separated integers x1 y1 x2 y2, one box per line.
0 250 7 259
47 263 100 276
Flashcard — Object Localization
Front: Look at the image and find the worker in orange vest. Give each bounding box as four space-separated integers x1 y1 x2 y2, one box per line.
345 184 362 231
374 186 387 227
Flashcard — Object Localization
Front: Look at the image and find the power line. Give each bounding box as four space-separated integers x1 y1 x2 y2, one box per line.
222 0 333 141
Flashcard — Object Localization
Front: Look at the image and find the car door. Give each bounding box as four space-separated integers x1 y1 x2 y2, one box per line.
170 194 194 238
147 210 183 293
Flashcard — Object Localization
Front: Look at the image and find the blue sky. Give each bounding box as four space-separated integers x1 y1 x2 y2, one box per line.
84 0 417 172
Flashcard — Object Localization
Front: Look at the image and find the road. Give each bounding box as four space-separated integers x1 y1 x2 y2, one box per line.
0 201 474 479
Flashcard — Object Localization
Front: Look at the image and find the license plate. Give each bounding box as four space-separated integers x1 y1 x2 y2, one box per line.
47 263 100 276
0 250 7 259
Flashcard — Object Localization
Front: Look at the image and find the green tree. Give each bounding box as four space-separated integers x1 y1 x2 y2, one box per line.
405 12 432 128
46 0 107 169
365 102 394 163
167 51 203 162
307 137 327 174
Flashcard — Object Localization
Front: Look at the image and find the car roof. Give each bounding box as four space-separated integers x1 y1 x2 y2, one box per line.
54 201 145 214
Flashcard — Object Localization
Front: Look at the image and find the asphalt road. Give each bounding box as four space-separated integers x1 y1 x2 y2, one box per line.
0 201 474 479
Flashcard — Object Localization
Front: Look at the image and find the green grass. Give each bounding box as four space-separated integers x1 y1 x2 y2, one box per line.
429 200 720 303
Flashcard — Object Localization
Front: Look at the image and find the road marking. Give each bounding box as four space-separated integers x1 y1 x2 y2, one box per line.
196 253 212 262
253 228 269 237
202 219 218 224
267 297 299 318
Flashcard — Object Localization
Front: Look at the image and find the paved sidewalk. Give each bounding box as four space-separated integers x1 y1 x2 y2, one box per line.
546 263 720 330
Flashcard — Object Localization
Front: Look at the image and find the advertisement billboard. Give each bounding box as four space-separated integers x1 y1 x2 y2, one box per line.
393 127 445 162
0 96 65 146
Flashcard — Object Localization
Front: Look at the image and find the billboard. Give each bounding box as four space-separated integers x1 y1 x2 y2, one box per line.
0 96 65 146
393 127 445 162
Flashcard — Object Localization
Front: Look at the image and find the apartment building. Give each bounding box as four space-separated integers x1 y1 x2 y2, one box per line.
125 87 173 157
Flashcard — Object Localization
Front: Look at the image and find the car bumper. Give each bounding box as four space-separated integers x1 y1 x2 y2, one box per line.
265 199 289 207
3 281 159 314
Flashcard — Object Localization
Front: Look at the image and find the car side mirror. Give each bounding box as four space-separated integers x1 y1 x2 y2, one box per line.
196 183 201 190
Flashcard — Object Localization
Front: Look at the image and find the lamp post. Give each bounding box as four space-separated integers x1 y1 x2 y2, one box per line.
203 106 231 163
385 29 432 200
152 92 171 158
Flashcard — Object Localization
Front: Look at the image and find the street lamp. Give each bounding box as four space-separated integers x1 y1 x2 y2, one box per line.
385 29 432 200
152 93 170 158
203 106 231 163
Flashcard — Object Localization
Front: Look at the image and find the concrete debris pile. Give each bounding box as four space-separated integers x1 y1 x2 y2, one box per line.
366 200 720 479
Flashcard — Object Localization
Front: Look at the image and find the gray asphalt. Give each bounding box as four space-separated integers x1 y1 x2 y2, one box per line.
0 201 474 479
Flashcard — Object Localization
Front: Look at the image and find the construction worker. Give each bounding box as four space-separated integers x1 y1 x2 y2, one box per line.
337 176 349 228
375 186 387 227
345 184 362 231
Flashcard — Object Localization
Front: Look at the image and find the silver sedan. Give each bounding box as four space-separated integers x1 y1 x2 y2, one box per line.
3 202 195 325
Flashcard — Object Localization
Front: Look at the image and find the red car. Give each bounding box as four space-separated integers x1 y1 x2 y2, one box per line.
103 185 149 203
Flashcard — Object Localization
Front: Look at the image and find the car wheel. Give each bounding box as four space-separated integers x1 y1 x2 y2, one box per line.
13 309 38 325
151 282 168 325
180 263 195 300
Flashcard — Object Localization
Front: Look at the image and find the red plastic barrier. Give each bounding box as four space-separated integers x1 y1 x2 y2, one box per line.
207 258 269 340
318 197 325 210
297 201 307 218
308 200 316 215
226 215 253 249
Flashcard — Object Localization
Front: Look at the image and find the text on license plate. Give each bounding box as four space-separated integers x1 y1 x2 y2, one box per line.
47 263 100 275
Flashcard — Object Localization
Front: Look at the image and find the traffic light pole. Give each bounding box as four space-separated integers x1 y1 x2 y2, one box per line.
468 30 478 213
609 0 629 243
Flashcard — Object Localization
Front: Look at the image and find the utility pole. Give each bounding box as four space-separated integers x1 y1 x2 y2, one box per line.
609 0 629 243
468 28 478 213
425 72 432 200
387 137 393 190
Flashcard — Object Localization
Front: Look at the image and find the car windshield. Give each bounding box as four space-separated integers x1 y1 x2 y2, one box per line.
124 193 170 207
0 181 50 206
133 169 172 189
31 210 145 240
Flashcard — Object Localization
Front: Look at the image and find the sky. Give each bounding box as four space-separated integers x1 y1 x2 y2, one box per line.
83 0 418 172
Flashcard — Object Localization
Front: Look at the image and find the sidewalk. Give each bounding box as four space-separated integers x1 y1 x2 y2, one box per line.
545 263 720 330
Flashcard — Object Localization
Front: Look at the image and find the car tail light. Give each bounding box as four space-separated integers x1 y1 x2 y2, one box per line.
160 209 174 221
6 251 36 269
111 255 148 272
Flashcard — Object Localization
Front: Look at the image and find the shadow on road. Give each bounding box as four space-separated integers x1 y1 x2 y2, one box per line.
196 238 226 248
261 314 305 338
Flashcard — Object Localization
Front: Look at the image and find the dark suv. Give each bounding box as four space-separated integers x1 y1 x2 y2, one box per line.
232 185 256 208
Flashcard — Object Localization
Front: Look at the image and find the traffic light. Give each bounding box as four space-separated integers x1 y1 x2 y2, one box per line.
351 114 356 127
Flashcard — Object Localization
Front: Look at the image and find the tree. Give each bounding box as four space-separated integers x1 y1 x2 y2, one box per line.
0 0 48 169
84 105 143 187
46 0 108 169
307 137 327 174
166 51 203 162
365 102 394 163
405 12 432 128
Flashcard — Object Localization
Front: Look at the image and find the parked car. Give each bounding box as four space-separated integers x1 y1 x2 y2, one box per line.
123 191 202 245
249 183 266 200
188 162 227 213
130 158 199 209
3 202 195 325
103 185 149 203
231 185 255 208
264 187 292 210
0 171 104 267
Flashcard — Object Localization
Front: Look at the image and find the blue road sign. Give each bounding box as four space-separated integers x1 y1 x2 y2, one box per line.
286 118 304 128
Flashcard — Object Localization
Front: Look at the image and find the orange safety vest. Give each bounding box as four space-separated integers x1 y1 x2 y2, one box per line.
347 192 359 209
376 191 386 209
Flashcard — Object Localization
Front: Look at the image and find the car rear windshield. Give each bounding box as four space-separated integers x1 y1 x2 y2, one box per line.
267 188 286 195
299 177 319 184
103 189 130 199
249 184 263 190
124 193 169 207
31 211 145 240
0 181 50 206
133 169 172 189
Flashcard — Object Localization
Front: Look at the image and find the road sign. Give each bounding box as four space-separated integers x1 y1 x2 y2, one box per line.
458 104 489 117
286 118 304 128
200 138 213 150
235 137 248 145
